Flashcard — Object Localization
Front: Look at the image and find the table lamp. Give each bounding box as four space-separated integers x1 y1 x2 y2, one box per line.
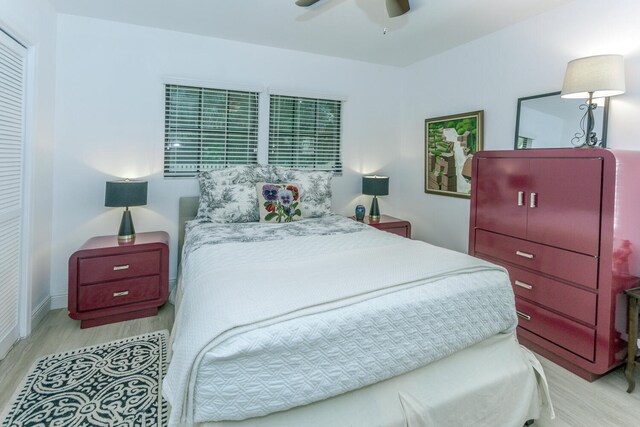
362 175 389 221
105 179 148 241
561 54 625 147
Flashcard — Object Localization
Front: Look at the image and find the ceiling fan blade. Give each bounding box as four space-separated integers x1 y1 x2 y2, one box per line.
295 0 322 6
386 0 410 17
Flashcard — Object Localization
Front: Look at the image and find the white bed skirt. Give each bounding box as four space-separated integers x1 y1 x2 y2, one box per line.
196 331 552 427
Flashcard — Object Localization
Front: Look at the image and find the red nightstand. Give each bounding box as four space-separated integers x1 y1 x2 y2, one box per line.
68 231 169 328
355 215 411 238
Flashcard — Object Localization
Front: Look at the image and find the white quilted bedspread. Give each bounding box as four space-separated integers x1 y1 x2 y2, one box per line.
164 218 516 426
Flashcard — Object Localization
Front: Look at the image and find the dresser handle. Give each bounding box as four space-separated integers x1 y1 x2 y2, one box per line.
516 311 531 321
517 191 524 207
516 250 534 259
113 265 130 271
514 280 533 290
113 291 129 297
529 192 537 208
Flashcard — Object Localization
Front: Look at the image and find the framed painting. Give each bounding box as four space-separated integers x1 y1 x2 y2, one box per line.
424 110 484 199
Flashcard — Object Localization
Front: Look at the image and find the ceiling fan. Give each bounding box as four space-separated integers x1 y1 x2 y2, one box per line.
295 0 411 18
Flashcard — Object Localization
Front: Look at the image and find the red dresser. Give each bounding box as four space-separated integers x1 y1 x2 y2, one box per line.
469 148 640 380
68 231 169 328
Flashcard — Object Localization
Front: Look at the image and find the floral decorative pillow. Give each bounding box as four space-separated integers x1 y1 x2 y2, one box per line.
268 167 333 218
256 182 303 223
197 165 270 223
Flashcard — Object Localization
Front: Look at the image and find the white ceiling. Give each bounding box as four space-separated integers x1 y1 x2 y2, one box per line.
49 0 575 67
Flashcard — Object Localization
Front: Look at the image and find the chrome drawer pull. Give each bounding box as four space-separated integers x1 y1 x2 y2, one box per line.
516 250 534 259
514 280 533 290
516 311 531 321
113 291 129 297
113 265 130 271
517 191 524 207
529 192 537 208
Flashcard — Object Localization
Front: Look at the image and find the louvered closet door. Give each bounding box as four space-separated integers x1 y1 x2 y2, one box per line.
0 30 26 360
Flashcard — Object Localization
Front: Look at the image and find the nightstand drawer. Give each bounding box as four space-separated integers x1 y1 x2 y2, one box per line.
78 250 161 285
515 297 595 361
358 215 412 238
378 225 410 238
78 276 160 311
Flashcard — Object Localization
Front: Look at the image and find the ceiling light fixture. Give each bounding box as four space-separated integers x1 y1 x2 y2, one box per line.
295 0 411 18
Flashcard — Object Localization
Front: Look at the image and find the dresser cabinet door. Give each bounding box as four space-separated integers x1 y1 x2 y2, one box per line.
474 156 603 256
527 158 602 256
475 157 529 239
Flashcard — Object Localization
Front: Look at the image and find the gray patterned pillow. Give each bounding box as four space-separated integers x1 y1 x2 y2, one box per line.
197 165 270 223
269 166 333 218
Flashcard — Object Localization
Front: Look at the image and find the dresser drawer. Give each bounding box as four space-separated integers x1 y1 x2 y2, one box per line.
78 250 161 285
78 275 160 311
474 229 598 289
500 263 597 325
515 297 595 361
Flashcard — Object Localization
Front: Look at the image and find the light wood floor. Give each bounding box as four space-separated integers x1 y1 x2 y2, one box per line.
1 305 639 426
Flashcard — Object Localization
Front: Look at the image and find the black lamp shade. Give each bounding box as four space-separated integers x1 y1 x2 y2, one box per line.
105 180 148 207
362 176 389 196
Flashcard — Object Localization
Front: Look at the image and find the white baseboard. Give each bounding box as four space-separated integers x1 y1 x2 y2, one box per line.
31 296 51 329
50 293 68 310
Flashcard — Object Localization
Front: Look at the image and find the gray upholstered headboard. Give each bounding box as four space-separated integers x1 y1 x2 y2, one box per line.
178 196 199 264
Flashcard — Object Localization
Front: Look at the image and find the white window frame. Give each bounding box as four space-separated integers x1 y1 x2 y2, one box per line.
162 78 346 177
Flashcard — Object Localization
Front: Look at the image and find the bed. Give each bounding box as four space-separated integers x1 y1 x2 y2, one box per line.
163 166 553 427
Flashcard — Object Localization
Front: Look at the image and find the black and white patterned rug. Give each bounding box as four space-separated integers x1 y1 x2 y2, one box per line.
1 330 168 427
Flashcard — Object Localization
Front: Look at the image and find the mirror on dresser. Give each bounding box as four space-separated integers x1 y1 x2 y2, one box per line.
514 91 610 149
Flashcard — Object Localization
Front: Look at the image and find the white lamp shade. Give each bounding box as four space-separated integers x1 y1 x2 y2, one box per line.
561 54 625 99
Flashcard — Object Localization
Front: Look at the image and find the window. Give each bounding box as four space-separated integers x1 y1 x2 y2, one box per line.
163 84 343 177
164 84 259 177
268 95 342 173
517 136 533 149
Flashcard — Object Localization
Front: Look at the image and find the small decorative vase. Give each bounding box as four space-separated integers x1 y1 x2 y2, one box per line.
355 205 366 221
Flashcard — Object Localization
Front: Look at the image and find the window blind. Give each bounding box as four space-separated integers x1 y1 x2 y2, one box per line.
268 95 342 173
0 30 26 360
517 136 533 149
164 84 259 177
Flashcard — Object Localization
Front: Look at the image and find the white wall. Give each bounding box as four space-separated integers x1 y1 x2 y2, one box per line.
394 0 640 253
50 15 405 305
0 0 57 330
